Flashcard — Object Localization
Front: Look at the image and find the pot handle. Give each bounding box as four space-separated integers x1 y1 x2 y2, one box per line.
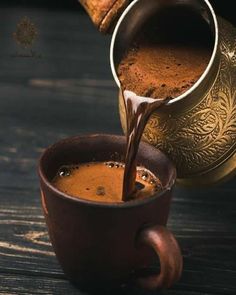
135 225 183 290
79 0 129 33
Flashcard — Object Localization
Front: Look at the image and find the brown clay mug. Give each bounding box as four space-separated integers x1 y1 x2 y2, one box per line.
38 134 182 291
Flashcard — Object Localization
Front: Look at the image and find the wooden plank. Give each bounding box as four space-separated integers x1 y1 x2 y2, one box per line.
0 273 83 295
0 273 219 295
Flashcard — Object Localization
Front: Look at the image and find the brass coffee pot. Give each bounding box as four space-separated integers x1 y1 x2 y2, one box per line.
80 0 236 186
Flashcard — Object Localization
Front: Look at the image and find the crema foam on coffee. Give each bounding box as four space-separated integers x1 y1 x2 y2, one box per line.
53 162 162 203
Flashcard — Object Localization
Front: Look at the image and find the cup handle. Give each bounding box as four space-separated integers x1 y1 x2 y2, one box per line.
135 225 183 290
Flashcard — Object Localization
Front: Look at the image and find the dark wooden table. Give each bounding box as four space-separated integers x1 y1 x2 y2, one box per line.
0 6 235 295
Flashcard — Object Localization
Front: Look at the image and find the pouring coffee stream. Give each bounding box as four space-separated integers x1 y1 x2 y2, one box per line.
122 89 169 201
118 3 211 200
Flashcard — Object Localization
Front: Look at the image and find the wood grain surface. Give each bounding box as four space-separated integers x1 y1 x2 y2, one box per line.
0 6 235 295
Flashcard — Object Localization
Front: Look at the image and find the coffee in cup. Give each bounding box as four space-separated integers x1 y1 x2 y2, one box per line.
53 161 163 203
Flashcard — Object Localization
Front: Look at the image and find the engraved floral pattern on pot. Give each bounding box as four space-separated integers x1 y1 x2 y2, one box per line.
142 18 236 177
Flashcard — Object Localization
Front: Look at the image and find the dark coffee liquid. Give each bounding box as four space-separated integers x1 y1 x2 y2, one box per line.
122 91 168 200
53 162 162 203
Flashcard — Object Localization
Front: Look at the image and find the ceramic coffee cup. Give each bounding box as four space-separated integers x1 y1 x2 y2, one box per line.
38 134 182 291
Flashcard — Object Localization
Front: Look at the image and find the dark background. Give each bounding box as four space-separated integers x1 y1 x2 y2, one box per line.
1 0 235 25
